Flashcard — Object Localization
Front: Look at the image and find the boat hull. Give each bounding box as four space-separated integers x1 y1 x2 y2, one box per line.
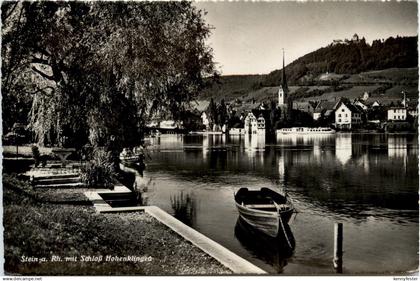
236 202 279 237
119 156 140 164
234 188 294 237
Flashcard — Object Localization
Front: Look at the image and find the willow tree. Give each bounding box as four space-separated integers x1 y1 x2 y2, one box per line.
2 1 216 155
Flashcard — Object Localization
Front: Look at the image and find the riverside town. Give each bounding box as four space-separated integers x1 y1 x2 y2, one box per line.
2 0 418 277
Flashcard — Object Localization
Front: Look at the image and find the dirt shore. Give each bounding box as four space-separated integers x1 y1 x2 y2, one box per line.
3 174 232 275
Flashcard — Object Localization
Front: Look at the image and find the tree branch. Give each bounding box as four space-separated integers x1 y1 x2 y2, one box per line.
3 3 24 92
2 1 19 23
34 47 52 58
28 86 55 97
30 56 50 65
31 66 55 81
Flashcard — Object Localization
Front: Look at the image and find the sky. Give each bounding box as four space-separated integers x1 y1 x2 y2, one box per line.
194 1 418 75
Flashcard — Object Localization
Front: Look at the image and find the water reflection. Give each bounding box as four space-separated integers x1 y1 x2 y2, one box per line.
170 191 197 227
335 134 352 165
145 133 418 274
278 155 286 186
202 135 228 160
149 133 418 221
119 162 150 205
388 136 408 159
244 134 265 158
234 217 295 273
276 134 333 147
149 134 184 150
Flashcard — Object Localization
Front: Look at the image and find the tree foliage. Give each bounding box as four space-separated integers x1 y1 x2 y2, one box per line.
2 1 216 151
264 35 418 86
205 98 230 128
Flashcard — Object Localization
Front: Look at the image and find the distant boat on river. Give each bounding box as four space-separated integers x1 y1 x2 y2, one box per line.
189 131 223 135
234 187 294 238
276 127 335 135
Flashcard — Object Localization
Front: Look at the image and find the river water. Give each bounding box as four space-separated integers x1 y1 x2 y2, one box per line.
141 133 418 274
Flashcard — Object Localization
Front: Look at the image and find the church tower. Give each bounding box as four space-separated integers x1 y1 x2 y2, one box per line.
278 49 288 107
278 49 292 120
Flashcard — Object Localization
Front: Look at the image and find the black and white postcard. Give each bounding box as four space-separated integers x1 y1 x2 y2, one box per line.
1 0 418 277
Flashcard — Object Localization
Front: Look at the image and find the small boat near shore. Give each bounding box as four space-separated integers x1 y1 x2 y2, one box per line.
234 216 295 273
234 187 294 238
119 147 145 166
276 127 335 135
119 155 140 165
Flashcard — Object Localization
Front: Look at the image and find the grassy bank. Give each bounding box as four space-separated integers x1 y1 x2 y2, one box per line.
3 175 231 275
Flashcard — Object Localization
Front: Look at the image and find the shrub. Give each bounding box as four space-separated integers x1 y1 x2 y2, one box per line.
80 148 114 188
31 146 41 167
386 121 413 133
31 145 47 167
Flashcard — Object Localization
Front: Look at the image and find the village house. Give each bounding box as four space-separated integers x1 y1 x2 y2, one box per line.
313 109 322 121
312 100 337 121
244 112 258 134
294 102 317 116
353 99 369 111
402 95 418 119
371 101 381 108
408 105 418 119
366 106 386 124
201 112 210 130
334 99 363 129
257 114 266 134
244 112 266 135
387 107 407 121
361 91 370 101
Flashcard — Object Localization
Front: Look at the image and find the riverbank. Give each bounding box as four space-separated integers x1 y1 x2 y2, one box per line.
3 174 232 275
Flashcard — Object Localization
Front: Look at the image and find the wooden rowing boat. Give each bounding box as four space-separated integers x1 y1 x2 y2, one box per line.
234 217 295 272
234 187 294 238
119 147 145 166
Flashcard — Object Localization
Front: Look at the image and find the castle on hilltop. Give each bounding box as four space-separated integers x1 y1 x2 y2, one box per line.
332 33 365 46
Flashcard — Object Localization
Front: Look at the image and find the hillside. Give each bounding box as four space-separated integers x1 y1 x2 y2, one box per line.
197 35 418 112
263 35 418 86
200 75 265 101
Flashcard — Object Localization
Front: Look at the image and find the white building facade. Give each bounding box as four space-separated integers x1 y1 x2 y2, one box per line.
257 115 266 135
387 108 407 121
335 102 362 129
244 113 265 135
201 112 210 130
244 113 258 134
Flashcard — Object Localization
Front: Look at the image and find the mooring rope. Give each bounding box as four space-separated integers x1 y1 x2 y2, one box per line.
279 212 293 249
274 201 293 250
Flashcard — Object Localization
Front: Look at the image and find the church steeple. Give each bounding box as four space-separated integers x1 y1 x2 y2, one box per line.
282 48 288 90
278 48 288 107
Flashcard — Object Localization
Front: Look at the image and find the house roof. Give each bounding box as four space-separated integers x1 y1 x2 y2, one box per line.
354 100 368 107
405 100 418 109
294 102 316 112
336 99 363 114
314 100 337 113
387 107 407 110
324 109 334 116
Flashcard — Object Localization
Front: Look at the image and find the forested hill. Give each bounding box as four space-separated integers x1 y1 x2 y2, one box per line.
263 35 418 86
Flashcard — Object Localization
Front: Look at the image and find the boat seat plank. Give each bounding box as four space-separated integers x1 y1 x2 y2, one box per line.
245 204 276 209
245 204 290 209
